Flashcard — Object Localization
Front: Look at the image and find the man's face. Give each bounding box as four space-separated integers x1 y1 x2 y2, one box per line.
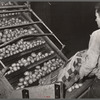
95 10 100 28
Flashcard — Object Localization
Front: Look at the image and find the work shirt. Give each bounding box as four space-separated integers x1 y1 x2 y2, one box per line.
76 29 100 79
87 29 100 79
58 29 100 82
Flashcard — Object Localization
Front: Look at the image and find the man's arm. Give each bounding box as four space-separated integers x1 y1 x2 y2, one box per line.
79 31 100 79
57 30 100 83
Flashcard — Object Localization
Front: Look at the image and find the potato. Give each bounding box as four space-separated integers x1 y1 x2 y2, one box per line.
67 87 72 92
18 82 23 86
24 71 30 76
74 84 79 89
19 78 24 83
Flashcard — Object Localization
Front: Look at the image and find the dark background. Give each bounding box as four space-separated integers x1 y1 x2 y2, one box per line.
31 2 99 58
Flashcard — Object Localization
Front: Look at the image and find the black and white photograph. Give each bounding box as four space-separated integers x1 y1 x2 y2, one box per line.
0 1 100 99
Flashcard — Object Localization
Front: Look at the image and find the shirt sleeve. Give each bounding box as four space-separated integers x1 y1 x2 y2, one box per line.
79 30 100 78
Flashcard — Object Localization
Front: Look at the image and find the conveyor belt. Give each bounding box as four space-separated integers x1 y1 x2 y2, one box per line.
65 77 95 98
0 5 28 9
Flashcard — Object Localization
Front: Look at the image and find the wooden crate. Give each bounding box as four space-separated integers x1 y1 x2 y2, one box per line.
8 82 64 99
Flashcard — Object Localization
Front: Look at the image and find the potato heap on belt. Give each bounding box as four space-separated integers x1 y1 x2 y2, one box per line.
16 58 64 90
0 12 21 17
0 39 45 59
0 17 29 27
5 50 55 75
67 83 83 92
0 27 37 43
0 1 13 6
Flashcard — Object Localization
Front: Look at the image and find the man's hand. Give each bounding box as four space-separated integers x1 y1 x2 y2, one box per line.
79 66 90 79
57 61 75 82
79 53 97 79
57 67 69 82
